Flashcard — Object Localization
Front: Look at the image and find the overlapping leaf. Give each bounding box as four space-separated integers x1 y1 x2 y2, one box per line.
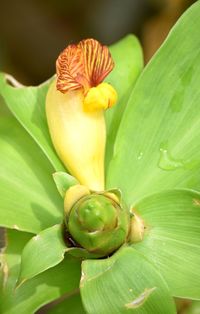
0 229 81 314
53 172 79 198
133 189 200 299
0 99 63 233
0 75 64 171
48 294 86 314
81 247 176 314
17 224 67 286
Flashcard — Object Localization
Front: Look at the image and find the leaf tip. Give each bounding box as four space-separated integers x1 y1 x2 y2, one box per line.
15 277 27 290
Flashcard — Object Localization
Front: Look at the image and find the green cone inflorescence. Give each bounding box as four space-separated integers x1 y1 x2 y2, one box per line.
64 189 130 257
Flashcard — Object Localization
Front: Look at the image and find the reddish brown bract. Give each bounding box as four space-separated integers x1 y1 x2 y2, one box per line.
56 39 114 93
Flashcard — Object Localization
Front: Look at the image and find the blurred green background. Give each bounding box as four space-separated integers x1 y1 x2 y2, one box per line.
0 0 196 85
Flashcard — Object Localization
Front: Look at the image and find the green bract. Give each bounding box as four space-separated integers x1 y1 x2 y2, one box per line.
1 2 200 313
66 193 130 257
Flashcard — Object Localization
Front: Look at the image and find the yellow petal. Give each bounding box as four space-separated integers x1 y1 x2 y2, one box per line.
97 82 118 109
83 82 118 112
46 80 105 191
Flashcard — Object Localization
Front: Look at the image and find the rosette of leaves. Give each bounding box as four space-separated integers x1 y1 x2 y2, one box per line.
1 2 200 313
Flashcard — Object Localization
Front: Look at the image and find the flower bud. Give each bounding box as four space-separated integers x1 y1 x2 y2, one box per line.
64 186 130 257
46 81 105 191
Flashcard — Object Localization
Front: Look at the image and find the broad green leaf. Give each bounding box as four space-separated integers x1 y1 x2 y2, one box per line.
1 229 81 314
107 35 143 102
107 1 200 205
81 246 176 314
105 35 143 168
0 74 65 171
47 293 86 314
17 224 67 286
133 189 200 299
0 100 63 233
53 172 79 198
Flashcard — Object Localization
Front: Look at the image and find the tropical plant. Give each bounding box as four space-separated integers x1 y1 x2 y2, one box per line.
1 2 200 313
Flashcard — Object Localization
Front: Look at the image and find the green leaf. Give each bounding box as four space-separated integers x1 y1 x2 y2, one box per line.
105 35 143 168
66 247 102 260
80 246 176 314
53 172 79 198
107 1 200 205
0 229 32 292
107 35 143 101
0 100 63 233
133 189 200 299
17 224 67 286
1 229 81 314
0 74 65 171
47 293 86 314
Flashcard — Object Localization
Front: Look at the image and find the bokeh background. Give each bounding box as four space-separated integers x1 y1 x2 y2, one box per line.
0 0 196 85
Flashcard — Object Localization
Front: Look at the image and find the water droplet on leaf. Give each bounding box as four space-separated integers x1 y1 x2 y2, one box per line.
137 152 143 160
158 146 184 171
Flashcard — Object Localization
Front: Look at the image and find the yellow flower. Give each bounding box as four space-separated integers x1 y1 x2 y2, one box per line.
46 39 117 191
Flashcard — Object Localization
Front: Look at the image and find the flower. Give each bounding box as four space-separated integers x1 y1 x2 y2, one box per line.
56 39 113 92
46 39 117 191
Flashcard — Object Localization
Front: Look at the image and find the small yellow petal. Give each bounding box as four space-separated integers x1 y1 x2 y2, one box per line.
97 83 118 108
83 82 118 112
83 86 107 112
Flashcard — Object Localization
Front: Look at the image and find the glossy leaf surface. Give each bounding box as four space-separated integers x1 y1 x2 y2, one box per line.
81 247 176 314
107 1 200 205
0 100 63 233
17 224 67 286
